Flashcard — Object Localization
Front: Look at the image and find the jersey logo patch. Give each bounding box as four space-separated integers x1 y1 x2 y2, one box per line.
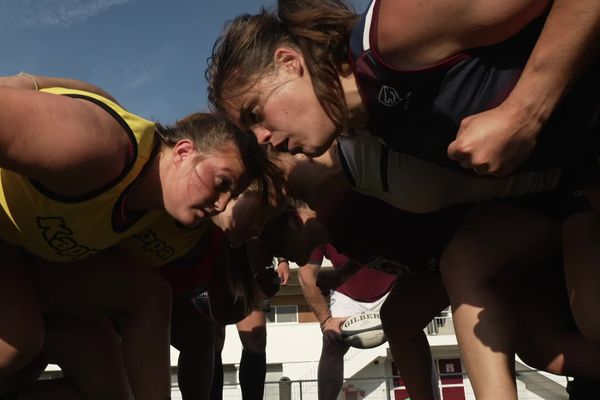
37 216 100 260
135 228 175 261
378 85 410 109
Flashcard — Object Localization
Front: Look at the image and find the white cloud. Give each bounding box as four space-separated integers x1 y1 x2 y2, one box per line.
0 0 134 29
91 45 171 91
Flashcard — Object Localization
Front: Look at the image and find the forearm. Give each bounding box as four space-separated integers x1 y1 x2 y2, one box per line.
304 286 331 324
298 267 331 324
506 0 600 124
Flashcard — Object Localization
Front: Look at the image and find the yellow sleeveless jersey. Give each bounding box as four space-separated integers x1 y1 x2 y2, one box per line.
0 87 160 261
116 212 214 268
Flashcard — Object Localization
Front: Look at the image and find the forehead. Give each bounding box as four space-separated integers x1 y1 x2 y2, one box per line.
225 71 280 126
222 74 260 119
198 144 244 174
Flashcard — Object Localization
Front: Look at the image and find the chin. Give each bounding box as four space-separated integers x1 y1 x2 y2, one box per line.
306 137 336 158
176 212 201 228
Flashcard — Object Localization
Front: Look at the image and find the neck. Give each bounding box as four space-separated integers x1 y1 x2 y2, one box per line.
125 149 165 212
340 71 367 129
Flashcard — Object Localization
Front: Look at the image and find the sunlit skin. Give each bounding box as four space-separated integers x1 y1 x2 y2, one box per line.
161 141 246 227
230 48 339 157
212 188 288 247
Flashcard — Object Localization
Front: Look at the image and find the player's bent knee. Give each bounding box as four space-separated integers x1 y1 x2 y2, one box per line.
0 332 45 377
574 315 600 344
240 327 267 352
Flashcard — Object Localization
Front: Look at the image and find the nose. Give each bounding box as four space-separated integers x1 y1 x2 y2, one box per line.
252 126 273 144
214 192 233 213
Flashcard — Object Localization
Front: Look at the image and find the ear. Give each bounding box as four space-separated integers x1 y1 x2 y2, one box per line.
274 47 305 77
172 139 196 166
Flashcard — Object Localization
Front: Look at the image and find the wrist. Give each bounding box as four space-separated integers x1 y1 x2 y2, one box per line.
319 316 332 330
505 70 562 129
18 72 39 91
500 96 547 139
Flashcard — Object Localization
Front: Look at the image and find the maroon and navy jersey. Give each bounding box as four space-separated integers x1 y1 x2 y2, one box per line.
349 1 600 175
316 190 473 274
309 244 395 302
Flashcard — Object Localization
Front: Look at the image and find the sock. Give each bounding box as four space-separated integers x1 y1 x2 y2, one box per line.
209 352 224 400
239 350 266 399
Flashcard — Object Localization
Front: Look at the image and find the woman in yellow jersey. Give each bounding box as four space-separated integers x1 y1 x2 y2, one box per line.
0 73 280 399
1 185 286 400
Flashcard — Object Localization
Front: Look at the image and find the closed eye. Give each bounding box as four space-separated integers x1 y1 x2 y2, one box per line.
216 176 233 193
240 104 261 128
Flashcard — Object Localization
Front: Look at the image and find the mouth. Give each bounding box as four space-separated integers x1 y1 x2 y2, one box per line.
289 146 303 156
273 138 290 153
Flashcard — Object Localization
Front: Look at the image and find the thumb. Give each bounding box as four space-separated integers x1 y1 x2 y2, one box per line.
447 139 461 161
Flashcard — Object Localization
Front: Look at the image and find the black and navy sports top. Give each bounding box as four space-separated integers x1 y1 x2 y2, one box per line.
348 0 600 175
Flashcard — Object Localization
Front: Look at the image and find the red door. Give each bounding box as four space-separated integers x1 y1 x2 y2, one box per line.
438 359 466 400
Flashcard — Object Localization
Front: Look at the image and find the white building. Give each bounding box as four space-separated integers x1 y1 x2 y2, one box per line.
170 261 571 400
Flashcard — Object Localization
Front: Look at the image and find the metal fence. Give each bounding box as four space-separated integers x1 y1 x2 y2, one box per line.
193 371 571 400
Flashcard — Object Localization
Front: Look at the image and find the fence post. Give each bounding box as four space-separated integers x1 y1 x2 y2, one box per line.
279 376 292 400
385 376 391 400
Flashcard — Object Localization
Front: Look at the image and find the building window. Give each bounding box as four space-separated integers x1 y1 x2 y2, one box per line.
266 305 298 324
223 364 238 385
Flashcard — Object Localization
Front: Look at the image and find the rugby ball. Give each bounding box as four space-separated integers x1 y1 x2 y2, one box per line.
340 311 387 349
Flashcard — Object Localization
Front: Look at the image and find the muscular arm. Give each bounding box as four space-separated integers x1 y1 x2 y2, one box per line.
0 87 128 194
0 73 119 103
297 263 331 325
444 0 600 175
378 0 550 69
502 0 600 126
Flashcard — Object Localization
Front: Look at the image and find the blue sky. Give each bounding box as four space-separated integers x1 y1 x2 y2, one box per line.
1 0 369 125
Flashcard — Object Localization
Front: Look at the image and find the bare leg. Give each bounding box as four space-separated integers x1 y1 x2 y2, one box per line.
30 251 172 400
507 260 600 380
441 203 561 400
17 378 82 400
381 273 447 400
24 316 133 400
236 310 267 353
0 243 44 383
564 210 600 343
0 353 48 397
317 336 349 400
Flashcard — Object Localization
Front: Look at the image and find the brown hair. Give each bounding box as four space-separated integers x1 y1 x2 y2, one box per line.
223 243 265 316
206 0 358 132
156 112 284 205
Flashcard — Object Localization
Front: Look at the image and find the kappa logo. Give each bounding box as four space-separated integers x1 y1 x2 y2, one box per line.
134 228 175 261
37 217 100 260
378 85 411 109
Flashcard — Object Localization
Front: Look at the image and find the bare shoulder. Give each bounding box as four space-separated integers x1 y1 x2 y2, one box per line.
376 0 549 69
0 88 132 195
